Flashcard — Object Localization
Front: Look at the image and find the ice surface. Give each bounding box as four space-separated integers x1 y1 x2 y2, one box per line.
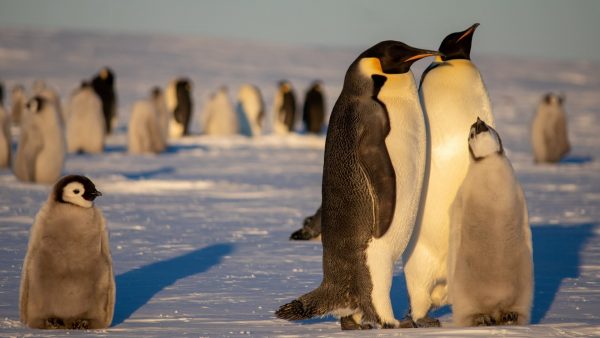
0 29 599 336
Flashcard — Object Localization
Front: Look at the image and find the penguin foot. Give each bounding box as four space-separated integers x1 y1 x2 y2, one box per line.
45 317 65 329
70 319 90 330
498 312 519 325
340 316 373 330
472 313 495 326
415 316 441 328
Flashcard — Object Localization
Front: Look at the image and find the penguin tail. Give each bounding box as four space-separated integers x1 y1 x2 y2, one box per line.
276 287 332 321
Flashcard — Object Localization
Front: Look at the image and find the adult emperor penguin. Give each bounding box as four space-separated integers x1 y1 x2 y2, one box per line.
10 85 27 125
13 96 66 184
448 118 532 326
302 81 326 134
531 93 570 163
202 86 239 136
236 84 265 137
166 78 193 138
128 96 166 154
66 82 105 154
0 86 10 168
91 67 117 134
20 175 115 329
272 80 297 134
276 41 438 329
402 23 496 327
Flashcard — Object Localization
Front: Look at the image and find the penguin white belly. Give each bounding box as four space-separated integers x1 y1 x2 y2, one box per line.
365 72 426 324
403 59 495 319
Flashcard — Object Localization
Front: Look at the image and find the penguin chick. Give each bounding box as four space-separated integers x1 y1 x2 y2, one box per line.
66 82 105 154
151 87 170 145
20 175 115 329
202 86 239 136
448 118 533 327
10 85 27 125
128 98 166 154
0 93 11 168
276 41 438 330
13 96 66 184
236 84 265 137
531 93 570 163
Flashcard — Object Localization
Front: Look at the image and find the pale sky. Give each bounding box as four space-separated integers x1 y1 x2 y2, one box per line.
0 0 599 61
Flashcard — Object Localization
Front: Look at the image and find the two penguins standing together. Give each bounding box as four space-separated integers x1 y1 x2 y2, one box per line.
276 24 533 329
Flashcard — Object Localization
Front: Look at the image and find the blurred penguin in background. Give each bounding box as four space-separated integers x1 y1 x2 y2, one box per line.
236 84 264 137
66 82 105 154
32 80 64 127
531 93 570 163
151 87 170 145
128 92 166 154
166 78 193 138
91 67 117 134
272 80 297 134
14 96 65 184
10 85 27 125
0 81 11 168
302 81 326 134
202 86 239 136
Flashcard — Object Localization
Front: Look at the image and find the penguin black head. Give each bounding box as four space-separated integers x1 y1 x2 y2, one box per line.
54 175 102 208
98 67 114 82
358 40 441 74
468 117 503 160
0 82 4 104
80 80 91 88
26 96 46 114
151 86 162 99
176 78 192 94
439 23 480 61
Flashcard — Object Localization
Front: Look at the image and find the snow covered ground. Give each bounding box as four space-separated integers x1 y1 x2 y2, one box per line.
0 28 599 337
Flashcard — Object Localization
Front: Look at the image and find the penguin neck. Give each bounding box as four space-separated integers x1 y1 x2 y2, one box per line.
377 72 417 100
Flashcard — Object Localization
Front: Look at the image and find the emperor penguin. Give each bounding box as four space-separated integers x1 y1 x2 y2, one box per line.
13 96 66 184
531 93 570 163
235 84 265 137
272 80 297 134
166 78 193 138
128 96 166 154
302 81 326 134
91 67 118 134
0 87 11 168
402 23 496 327
10 85 27 126
66 82 106 154
202 86 239 136
20 175 115 329
32 80 65 127
151 87 170 145
448 118 532 326
289 206 322 241
276 41 438 329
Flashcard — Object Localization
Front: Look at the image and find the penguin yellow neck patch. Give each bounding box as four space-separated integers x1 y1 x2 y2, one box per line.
359 58 383 76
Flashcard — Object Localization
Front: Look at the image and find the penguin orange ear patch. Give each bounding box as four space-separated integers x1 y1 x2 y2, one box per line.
359 58 383 75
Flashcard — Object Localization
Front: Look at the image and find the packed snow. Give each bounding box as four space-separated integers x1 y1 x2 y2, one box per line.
0 28 599 337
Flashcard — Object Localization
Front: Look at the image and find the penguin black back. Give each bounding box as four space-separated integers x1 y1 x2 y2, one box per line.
302 81 325 134
91 67 117 133
174 79 193 135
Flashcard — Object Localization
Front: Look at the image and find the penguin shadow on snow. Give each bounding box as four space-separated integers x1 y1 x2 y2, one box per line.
559 154 593 165
530 223 596 324
112 243 234 326
120 166 175 180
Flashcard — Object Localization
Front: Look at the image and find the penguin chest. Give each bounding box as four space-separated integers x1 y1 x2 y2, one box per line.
375 75 426 257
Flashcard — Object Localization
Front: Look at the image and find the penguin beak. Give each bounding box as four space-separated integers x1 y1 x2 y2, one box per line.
83 189 102 201
404 50 443 63
474 117 489 134
457 23 480 43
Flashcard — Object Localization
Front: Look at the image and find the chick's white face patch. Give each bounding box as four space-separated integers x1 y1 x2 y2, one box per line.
469 128 501 159
62 182 93 208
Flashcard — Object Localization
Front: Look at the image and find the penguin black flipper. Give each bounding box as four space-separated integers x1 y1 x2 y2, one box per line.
358 74 396 238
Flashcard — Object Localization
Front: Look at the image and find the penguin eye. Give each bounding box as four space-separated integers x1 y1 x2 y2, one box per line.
470 130 475 139
73 189 81 194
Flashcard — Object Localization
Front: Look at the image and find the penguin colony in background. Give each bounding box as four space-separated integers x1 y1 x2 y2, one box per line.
20 175 114 329
302 81 326 134
236 84 265 137
272 80 297 134
449 118 532 326
276 41 438 329
202 86 239 136
128 89 167 154
166 78 194 138
531 93 570 163
91 67 117 134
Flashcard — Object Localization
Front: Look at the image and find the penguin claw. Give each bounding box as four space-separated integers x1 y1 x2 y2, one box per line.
45 317 65 329
340 316 373 330
415 316 441 328
70 319 90 330
472 314 495 326
499 312 519 325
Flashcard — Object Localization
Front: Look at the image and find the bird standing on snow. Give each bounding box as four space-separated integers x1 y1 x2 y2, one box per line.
66 82 105 154
531 93 570 163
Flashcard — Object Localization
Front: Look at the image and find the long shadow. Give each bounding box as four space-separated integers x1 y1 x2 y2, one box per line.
531 223 596 323
560 155 593 165
164 144 209 154
121 166 175 180
112 243 234 326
